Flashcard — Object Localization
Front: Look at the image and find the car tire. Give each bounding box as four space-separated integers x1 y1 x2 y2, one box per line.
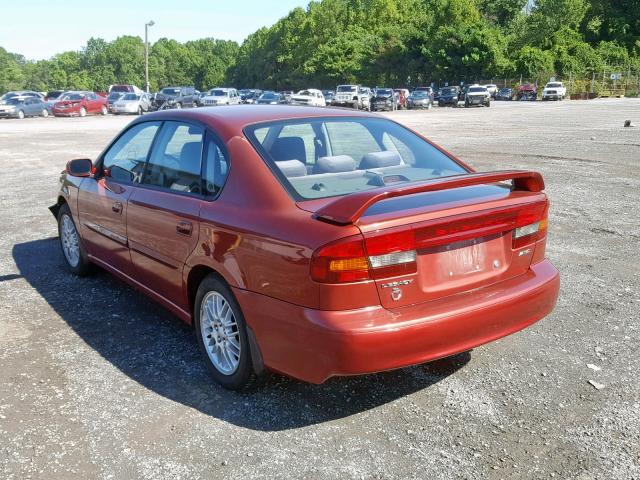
427 102 432 110
486 100 491 107
175 103 182 109
17 110 25 119
101 105 108 115
41 109 49 117
194 274 257 390
79 107 87 117
137 106 143 115
57 203 92 276
464 99 470 108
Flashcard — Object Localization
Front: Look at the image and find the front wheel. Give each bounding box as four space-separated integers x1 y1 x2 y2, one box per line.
17 110 25 119
175 102 182 109
101 105 108 115
57 203 92 276
137 106 143 115
42 109 49 117
486 100 491 107
79 107 87 117
194 275 257 390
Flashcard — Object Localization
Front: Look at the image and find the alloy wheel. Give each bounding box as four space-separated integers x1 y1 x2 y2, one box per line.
200 291 241 375
60 214 80 268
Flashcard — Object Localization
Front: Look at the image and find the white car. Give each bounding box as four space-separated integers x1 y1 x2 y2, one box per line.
200 88 240 106
290 89 326 107
464 85 491 107
483 84 498 97
542 82 566 101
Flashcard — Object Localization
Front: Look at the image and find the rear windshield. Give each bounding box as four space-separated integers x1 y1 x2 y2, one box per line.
468 87 486 93
245 117 466 200
337 85 357 92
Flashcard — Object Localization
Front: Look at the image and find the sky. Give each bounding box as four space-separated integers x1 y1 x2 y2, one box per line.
0 0 309 60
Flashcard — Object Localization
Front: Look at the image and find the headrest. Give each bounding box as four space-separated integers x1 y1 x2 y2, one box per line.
180 142 202 174
269 137 306 162
276 160 307 178
360 151 402 169
313 155 356 174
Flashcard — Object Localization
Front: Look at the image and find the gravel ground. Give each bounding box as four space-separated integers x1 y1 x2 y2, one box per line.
0 100 638 479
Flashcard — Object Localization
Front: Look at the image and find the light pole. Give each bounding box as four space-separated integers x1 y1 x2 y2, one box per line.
145 20 155 93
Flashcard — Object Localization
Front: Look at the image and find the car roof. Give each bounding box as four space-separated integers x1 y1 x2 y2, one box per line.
135 105 378 141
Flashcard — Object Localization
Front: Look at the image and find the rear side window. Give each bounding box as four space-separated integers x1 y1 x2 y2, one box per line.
142 122 204 194
245 117 466 200
102 122 161 183
204 138 230 196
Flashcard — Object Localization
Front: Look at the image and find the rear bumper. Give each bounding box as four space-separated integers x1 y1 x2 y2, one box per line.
235 260 560 383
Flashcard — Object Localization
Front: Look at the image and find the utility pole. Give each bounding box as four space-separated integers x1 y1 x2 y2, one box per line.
145 20 155 93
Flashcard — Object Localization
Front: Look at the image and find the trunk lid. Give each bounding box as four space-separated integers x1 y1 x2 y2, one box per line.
302 171 549 310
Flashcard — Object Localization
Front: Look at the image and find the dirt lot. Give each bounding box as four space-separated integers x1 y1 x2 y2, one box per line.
0 100 638 479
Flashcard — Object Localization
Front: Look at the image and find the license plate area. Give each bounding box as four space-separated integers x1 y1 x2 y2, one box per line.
418 233 510 295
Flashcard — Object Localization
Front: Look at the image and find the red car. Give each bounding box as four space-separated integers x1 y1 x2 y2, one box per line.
52 91 108 117
50 106 560 389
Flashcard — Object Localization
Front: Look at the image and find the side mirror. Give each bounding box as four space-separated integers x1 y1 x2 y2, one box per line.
66 158 93 177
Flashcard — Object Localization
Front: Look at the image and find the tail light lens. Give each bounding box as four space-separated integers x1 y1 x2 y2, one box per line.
512 203 548 249
310 236 370 283
310 230 417 284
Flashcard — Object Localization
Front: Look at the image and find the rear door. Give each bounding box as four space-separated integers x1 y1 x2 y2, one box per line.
126 121 205 308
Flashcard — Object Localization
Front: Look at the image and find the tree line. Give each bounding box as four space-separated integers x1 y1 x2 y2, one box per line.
1 0 638 93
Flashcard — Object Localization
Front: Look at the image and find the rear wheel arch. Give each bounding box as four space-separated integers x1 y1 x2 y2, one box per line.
189 266 266 387
186 265 226 319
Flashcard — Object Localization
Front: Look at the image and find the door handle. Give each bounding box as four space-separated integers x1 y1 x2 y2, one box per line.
112 201 123 214
176 221 193 236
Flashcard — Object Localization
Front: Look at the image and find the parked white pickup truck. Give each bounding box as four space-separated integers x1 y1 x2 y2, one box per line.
542 82 566 101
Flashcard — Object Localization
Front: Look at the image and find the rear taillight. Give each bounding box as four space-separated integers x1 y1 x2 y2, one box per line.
310 230 417 284
310 236 370 283
512 203 548 248
363 228 417 279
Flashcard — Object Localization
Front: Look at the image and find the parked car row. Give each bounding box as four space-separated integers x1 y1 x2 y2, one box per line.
1 79 567 120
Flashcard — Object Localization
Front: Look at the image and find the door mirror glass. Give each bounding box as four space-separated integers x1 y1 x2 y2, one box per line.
66 158 93 177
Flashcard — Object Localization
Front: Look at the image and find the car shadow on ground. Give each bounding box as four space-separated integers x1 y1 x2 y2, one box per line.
13 237 470 432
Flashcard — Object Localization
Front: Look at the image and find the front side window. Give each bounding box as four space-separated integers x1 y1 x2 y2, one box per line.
142 122 204 194
246 117 466 200
103 122 161 183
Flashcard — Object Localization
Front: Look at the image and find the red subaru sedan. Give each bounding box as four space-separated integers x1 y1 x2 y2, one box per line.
52 91 108 117
50 106 559 389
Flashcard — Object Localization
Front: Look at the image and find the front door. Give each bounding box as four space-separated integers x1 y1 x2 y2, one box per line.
126 121 205 308
77 121 161 275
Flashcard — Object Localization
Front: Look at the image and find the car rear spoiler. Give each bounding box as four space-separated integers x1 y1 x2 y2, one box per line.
314 170 545 225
